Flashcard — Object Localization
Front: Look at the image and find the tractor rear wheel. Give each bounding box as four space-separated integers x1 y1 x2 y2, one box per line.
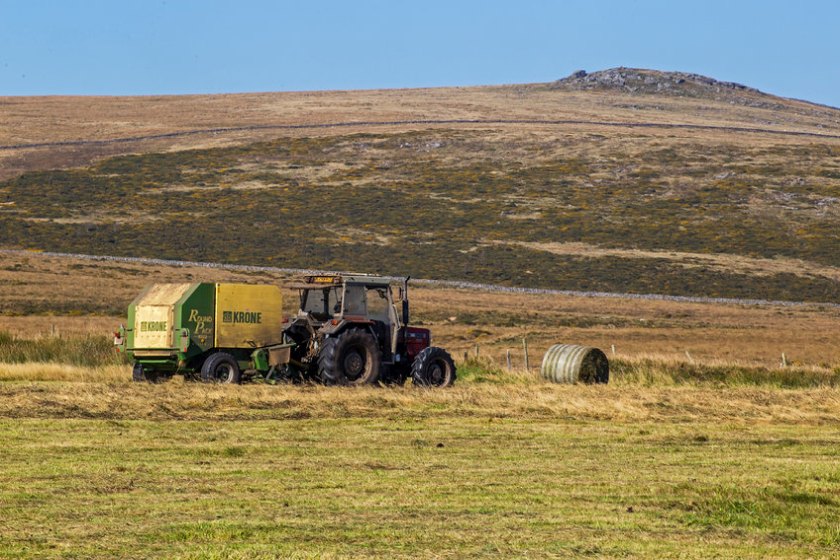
318 329 381 385
200 352 241 384
411 347 456 388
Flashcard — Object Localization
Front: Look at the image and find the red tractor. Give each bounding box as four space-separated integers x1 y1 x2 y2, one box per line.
282 274 456 387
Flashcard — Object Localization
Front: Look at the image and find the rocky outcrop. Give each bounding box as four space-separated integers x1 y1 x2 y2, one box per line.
551 67 760 97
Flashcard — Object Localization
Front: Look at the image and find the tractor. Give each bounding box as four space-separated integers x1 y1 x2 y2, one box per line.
282 274 456 387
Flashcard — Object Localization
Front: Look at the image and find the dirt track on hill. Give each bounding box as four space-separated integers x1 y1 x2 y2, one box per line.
4 249 838 309
3 117 840 152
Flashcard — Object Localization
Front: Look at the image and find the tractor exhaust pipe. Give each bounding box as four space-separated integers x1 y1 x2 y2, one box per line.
402 276 411 326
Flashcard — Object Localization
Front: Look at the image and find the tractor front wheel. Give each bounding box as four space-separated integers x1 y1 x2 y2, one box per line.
318 329 381 385
411 347 456 388
200 352 241 384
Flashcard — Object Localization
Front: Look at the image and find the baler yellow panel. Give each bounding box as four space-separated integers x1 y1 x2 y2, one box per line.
213 284 284 349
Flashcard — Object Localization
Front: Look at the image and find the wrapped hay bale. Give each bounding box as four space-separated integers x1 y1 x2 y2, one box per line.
541 344 609 384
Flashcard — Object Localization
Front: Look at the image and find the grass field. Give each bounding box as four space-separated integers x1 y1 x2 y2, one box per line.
1 318 839 558
1 266 839 558
1 372 839 559
1 261 839 558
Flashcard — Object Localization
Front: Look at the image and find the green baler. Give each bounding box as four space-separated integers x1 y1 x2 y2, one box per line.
115 283 292 383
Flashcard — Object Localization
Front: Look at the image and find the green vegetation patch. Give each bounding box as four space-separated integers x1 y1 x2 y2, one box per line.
611 357 840 388
686 484 840 547
2 131 840 301
0 331 126 367
0 418 837 558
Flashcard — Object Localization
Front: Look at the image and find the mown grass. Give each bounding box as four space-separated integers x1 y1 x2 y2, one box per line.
687 484 840 547
2 335 839 558
0 416 838 558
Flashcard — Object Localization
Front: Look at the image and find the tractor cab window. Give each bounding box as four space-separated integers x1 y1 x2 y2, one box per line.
366 287 391 323
301 287 342 320
343 284 366 316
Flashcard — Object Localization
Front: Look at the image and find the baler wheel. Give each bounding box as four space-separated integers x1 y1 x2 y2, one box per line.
200 352 241 384
132 363 162 383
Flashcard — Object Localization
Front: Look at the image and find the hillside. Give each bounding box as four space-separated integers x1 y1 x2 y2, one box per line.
2 68 840 302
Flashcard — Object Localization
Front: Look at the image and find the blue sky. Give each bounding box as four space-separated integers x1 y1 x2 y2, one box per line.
1 0 839 106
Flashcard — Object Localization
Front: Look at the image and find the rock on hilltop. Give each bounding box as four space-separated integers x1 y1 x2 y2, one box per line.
551 67 762 98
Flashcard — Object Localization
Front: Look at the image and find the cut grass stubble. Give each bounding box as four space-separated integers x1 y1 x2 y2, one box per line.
0 416 838 559
2 339 840 558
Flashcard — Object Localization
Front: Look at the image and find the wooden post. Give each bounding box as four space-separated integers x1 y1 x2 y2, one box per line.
463 351 468 363
522 338 530 370
685 351 694 364
611 344 616 357
474 345 480 358
506 349 512 370
781 353 787 367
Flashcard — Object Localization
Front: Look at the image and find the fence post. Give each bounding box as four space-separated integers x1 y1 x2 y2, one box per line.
522 338 530 370
506 349 512 370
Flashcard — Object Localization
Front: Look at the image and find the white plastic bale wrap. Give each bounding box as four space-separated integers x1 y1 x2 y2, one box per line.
540 344 609 384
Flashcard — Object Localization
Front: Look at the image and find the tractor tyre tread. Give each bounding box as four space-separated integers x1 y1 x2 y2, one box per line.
317 328 381 385
411 347 457 388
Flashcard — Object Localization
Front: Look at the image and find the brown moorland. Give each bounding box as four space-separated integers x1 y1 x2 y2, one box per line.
2 69 840 301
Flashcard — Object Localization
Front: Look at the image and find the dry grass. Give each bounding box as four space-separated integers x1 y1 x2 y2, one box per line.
0 353 837 424
3 251 840 370
2 81 837 148
1 327 837 424
4 85 840 303
1 378 839 424
2 77 839 182
0 362 126 382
